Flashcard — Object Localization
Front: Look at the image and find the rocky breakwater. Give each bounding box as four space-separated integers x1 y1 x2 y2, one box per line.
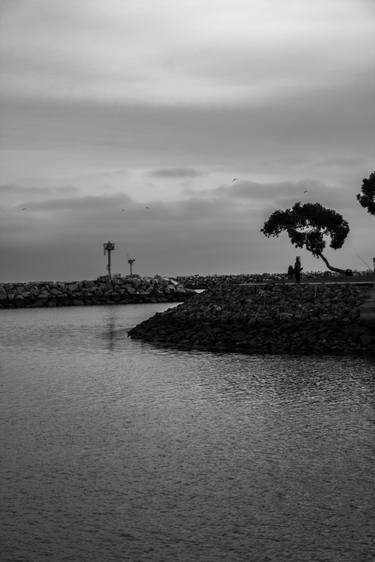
0 275 195 309
128 283 375 356
177 271 374 290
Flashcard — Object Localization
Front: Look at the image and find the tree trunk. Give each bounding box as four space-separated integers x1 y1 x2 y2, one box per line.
318 252 349 275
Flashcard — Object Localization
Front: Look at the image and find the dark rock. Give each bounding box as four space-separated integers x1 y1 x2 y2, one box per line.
0 276 194 309
128 283 375 357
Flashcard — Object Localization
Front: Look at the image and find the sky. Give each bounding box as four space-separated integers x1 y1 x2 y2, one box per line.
0 0 374 281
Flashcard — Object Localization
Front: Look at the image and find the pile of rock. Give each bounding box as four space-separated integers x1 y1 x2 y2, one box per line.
128 282 375 356
177 271 373 290
176 273 285 290
0 275 195 308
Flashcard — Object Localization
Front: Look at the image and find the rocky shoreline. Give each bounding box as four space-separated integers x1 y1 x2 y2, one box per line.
176 271 374 290
0 276 195 309
128 282 375 357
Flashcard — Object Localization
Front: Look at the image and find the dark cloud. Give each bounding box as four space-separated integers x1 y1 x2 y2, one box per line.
0 1 373 281
2 75 372 156
1 178 373 282
22 193 133 212
0 183 79 198
194 178 354 215
0 183 51 195
318 157 367 168
147 168 204 179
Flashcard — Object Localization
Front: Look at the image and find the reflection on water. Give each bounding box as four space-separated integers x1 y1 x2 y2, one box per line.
102 308 121 352
0 305 374 562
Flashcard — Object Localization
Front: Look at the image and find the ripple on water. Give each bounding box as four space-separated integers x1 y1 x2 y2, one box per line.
0 305 374 561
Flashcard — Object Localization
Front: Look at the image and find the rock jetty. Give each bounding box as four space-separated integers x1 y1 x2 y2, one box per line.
0 276 195 308
128 282 375 357
177 271 374 290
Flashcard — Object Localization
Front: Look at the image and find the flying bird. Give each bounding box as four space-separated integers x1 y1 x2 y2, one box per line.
21 207 27 211
232 178 239 182
303 190 308 193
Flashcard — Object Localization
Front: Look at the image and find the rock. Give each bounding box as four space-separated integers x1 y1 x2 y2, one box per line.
0 276 194 308
124 285 136 294
38 291 50 300
279 312 293 320
128 283 374 357
360 334 373 346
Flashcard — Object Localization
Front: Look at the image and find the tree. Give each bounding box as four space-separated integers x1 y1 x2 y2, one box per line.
357 171 375 216
261 201 351 275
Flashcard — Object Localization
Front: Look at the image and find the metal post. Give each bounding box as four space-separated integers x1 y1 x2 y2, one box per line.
128 257 135 276
108 249 112 278
103 241 115 280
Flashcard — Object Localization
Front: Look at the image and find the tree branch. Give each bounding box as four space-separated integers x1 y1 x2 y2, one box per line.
318 253 351 275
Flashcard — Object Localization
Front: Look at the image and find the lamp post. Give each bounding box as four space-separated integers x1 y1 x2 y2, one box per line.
103 241 115 279
128 257 136 276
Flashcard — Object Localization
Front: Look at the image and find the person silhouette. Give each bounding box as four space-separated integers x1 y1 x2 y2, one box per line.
294 256 303 283
287 265 294 281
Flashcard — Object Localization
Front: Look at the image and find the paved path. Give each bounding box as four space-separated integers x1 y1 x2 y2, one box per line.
239 281 374 286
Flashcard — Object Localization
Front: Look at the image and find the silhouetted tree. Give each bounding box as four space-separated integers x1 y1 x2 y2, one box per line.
261 202 351 275
357 171 375 216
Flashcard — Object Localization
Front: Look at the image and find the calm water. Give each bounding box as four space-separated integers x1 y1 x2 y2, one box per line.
0 304 374 562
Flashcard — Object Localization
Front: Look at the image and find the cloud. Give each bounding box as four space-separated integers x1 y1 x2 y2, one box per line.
0 183 50 195
0 1 373 280
2 80 373 165
21 193 132 212
318 157 367 169
191 178 357 217
147 168 204 179
0 0 373 106
1 176 373 282
0 185 268 280
0 183 80 204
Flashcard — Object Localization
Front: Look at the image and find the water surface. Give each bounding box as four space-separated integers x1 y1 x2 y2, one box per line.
0 304 374 561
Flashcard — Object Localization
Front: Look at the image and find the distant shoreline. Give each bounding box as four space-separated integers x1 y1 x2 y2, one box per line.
0 276 195 309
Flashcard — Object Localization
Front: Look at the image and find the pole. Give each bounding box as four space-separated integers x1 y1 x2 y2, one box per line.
107 248 112 279
128 257 135 276
103 241 115 280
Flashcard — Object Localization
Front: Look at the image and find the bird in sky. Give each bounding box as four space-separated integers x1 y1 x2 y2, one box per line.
303 190 308 193
21 207 27 211
232 178 239 182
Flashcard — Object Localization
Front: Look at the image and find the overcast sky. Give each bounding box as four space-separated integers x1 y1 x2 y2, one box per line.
0 0 374 281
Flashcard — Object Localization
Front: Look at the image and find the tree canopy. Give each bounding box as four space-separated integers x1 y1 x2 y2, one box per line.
261 202 350 274
356 171 375 216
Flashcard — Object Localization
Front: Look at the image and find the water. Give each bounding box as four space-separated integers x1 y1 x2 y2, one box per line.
0 304 374 562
